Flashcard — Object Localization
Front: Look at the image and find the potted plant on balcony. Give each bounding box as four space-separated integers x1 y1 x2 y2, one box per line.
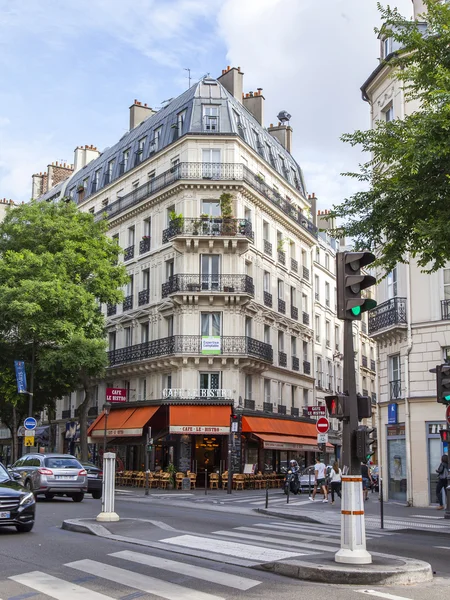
219 192 236 235
169 210 184 233
77 184 85 193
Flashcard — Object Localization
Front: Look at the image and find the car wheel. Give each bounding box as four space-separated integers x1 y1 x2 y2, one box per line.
71 493 84 502
16 522 34 533
92 491 102 500
45 493 55 500
24 479 33 492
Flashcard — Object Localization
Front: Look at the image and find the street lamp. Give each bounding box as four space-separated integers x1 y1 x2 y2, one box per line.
102 403 111 461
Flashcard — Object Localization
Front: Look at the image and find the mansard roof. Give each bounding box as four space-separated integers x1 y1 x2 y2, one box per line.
40 77 306 202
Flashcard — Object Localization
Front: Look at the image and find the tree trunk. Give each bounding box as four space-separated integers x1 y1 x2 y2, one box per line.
79 384 91 462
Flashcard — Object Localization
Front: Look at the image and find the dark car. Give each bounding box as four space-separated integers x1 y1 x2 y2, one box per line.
0 462 35 533
80 462 102 499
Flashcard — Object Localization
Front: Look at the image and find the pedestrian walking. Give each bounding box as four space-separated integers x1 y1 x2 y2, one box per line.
435 454 448 510
309 457 328 502
329 461 342 505
361 461 372 501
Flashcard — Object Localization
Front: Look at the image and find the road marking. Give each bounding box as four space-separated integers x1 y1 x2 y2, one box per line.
255 522 391 539
110 550 261 590
66 559 224 600
211 530 337 553
356 590 414 600
411 515 444 520
232 525 338 544
434 546 450 550
159 534 301 562
9 571 115 600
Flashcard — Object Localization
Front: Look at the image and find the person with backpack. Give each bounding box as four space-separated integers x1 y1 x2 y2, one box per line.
436 454 448 510
329 461 342 505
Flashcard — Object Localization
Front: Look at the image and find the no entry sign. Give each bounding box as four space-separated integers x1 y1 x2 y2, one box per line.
316 417 329 434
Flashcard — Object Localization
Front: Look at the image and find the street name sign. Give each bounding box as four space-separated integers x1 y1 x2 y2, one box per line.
316 417 329 434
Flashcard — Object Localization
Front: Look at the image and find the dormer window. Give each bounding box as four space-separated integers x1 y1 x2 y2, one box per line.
150 127 162 154
383 36 392 59
203 106 219 132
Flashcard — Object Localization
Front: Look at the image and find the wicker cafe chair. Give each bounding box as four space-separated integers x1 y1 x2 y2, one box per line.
221 471 228 489
234 474 245 491
254 471 264 489
189 472 197 489
209 473 219 489
159 473 171 490
175 472 185 490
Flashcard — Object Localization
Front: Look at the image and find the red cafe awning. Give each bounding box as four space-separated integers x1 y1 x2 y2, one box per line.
88 406 159 438
242 417 333 451
169 405 231 435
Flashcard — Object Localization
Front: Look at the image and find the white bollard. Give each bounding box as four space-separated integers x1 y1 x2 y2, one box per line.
96 452 120 522
335 475 372 564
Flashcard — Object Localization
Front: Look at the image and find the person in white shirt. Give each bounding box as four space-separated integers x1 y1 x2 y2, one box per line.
309 457 328 502
328 461 342 505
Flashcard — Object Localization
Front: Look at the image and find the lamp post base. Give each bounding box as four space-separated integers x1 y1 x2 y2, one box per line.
96 511 120 522
335 548 372 564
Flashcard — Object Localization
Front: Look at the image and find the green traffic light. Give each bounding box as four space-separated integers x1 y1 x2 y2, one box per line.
351 306 361 316
445 395 450 401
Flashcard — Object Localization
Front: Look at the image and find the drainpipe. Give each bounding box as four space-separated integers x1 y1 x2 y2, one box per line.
311 247 317 408
376 339 384 500
405 253 414 506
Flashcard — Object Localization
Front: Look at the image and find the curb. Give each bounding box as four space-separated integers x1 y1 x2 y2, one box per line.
256 508 323 524
257 553 433 585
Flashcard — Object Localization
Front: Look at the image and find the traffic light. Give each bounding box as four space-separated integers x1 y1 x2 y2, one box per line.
325 394 348 420
230 412 242 432
355 426 377 462
365 427 377 462
437 364 450 404
440 429 450 443
336 251 377 320
357 394 372 420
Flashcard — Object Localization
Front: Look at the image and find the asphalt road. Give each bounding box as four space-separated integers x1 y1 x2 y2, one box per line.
0 494 449 600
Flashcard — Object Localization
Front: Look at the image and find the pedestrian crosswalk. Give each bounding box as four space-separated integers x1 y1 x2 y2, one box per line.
5 548 262 600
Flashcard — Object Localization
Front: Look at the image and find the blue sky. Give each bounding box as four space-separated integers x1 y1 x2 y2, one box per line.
0 0 412 207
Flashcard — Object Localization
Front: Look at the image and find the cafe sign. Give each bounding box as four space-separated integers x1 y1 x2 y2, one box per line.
163 389 233 399
170 425 230 434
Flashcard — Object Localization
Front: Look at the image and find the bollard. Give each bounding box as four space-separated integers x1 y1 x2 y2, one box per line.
265 481 269 509
96 452 119 522
445 485 450 520
205 469 208 495
287 481 290 504
335 475 371 564
380 477 384 529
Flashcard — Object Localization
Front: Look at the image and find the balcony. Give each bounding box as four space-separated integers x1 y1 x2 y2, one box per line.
441 299 450 320
291 306 298 320
61 409 71 419
390 379 401 400
315 292 320 301
303 360 311 375
264 239 272 256
278 351 287 367
291 258 298 273
162 274 254 298
138 289 149 306
368 297 407 335
302 312 310 326
303 266 310 281
278 250 286 266
263 402 273 413
278 405 287 415
244 399 255 410
291 407 299 417
292 356 300 371
278 298 286 314
123 295 133 311
264 291 273 308
372 393 377 404
107 304 117 317
362 355 368 368
139 237 151 254
88 406 98 417
370 359 376 372
124 245 135 261
162 217 253 245
362 388 369 397
108 335 273 367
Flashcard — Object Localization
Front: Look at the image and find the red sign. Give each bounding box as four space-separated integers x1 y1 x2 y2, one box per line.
446 405 450 426
106 388 127 403
316 417 329 434
307 406 326 416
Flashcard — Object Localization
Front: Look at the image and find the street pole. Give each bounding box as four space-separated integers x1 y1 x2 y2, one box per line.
28 342 35 418
144 428 150 496
227 433 233 494
103 403 111 461
342 320 360 475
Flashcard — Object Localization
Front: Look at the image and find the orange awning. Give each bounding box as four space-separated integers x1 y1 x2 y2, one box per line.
242 416 318 437
88 406 160 438
255 433 333 452
169 405 231 435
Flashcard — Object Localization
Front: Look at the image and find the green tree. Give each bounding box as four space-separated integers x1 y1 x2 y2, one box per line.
0 200 128 460
330 0 450 274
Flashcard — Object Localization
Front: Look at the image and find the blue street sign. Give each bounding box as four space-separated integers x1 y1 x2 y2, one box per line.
14 360 27 394
24 417 37 430
388 403 398 425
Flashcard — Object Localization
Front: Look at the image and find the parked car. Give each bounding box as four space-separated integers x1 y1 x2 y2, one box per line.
10 453 87 502
299 465 333 492
80 462 102 499
0 462 35 533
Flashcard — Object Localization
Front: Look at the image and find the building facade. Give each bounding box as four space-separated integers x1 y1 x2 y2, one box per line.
363 0 449 506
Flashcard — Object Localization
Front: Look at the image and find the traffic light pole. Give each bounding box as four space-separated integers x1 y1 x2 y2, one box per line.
342 320 361 475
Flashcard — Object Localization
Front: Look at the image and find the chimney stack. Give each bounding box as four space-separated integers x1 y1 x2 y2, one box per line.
243 88 265 125
412 0 427 19
217 66 244 103
129 100 155 130
73 145 100 172
316 206 336 231
268 122 293 153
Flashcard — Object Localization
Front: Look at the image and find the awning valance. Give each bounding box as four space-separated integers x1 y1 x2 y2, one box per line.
255 433 333 453
169 405 231 435
88 406 159 438
242 416 318 437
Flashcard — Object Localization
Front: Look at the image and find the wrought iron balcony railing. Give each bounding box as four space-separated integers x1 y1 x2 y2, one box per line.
108 335 273 366
362 355 368 368
303 360 311 375
264 239 272 256
263 402 273 413
123 295 133 311
139 237 151 254
291 306 298 320
88 406 98 417
390 379 401 400
244 398 255 410
292 356 300 371
107 304 117 316
303 312 310 326
278 298 286 314
278 405 286 415
162 218 253 244
278 351 287 367
370 359 376 372
278 250 286 265
362 389 369 397
162 274 254 298
61 409 71 419
291 258 298 273
441 299 450 320
138 289 149 306
124 245 135 261
264 291 273 307
368 297 407 335
291 407 299 417
303 266 310 281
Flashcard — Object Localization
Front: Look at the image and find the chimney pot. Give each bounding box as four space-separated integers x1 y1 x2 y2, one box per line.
238 66 241 72
227 65 230 71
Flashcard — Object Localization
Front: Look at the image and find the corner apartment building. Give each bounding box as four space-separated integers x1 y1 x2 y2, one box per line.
362 0 449 506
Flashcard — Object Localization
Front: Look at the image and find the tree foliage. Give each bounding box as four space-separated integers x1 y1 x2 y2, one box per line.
330 0 450 274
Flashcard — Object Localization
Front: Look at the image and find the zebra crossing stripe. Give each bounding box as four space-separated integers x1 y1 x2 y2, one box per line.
65 559 224 600
110 550 261 590
159 534 302 561
256 522 392 538
232 525 340 544
211 530 339 553
9 571 115 600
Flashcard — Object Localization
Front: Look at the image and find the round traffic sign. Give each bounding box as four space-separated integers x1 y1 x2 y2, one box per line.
446 405 450 426
316 417 329 434
24 417 37 430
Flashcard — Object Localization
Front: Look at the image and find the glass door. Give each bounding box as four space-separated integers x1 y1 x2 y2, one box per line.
201 312 221 336
202 149 221 179
201 255 220 291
